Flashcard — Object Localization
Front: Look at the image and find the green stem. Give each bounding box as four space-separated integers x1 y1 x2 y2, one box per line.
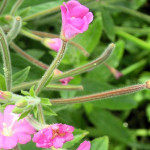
12 82 83 92
10 0 24 16
35 40 67 95
0 0 8 15
101 3 150 23
52 43 115 81
0 27 12 91
121 60 146 75
115 26 150 35
23 5 60 21
14 145 21 150
32 30 90 57
51 80 148 104
21 29 43 41
116 30 150 50
37 104 45 124
10 42 48 69
133 129 150 137
7 16 22 44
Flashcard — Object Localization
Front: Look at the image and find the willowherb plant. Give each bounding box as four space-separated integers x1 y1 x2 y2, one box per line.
0 0 150 149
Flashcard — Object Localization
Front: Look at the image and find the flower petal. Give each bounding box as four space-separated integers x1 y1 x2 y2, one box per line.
16 133 31 144
77 141 91 150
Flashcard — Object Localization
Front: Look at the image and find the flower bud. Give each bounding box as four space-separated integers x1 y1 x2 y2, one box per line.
15 99 28 108
42 38 62 52
0 91 12 100
12 107 24 114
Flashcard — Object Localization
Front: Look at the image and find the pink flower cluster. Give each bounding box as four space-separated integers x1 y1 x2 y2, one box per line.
33 123 74 149
61 0 93 41
0 105 35 149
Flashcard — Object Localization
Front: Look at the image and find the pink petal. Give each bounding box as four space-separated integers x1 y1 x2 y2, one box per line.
53 137 65 149
16 133 31 144
68 18 84 30
13 119 35 135
86 12 94 24
80 16 88 32
71 5 89 18
0 112 4 130
3 105 18 126
77 141 91 150
60 5 67 27
1 134 18 149
64 133 74 141
66 0 80 12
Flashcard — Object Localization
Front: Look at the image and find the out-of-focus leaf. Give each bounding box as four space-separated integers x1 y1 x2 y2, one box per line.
101 7 115 41
43 105 57 116
87 108 133 144
91 136 109 150
12 66 30 86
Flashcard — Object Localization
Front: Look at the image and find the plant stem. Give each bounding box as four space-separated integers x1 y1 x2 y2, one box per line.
10 42 48 69
21 29 43 41
12 82 83 92
14 145 21 150
7 16 22 44
52 43 115 81
101 2 150 23
0 27 12 91
121 60 146 75
37 104 45 124
50 80 149 104
35 40 67 95
0 0 8 15
116 30 150 50
32 30 90 57
23 5 60 21
10 0 24 16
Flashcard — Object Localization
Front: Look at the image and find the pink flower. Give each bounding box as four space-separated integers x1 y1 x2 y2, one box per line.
60 0 93 41
77 141 91 150
33 123 74 149
43 38 62 52
54 69 74 85
0 105 35 149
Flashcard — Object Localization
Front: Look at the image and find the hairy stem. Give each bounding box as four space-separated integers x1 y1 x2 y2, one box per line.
0 28 12 91
52 43 115 81
0 0 8 15
50 80 150 104
35 40 67 95
7 16 22 44
10 0 24 16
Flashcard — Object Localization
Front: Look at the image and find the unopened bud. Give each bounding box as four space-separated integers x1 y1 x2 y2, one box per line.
12 107 23 114
146 80 150 89
42 38 62 52
0 91 12 100
16 99 28 108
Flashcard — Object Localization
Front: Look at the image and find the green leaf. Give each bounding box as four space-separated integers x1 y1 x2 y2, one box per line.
41 98 52 106
63 129 89 149
12 66 30 86
0 73 6 90
21 90 30 96
91 136 109 150
29 85 35 97
87 108 133 144
43 105 57 116
22 1 62 21
18 7 31 18
101 7 115 41
33 106 38 118
18 110 31 120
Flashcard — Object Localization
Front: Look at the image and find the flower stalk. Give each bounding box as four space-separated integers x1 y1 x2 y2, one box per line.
50 80 150 104
0 27 12 91
10 0 24 16
35 40 67 95
0 0 8 15
52 43 115 81
7 16 22 44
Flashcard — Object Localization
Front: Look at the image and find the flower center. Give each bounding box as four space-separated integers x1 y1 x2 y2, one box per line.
52 129 65 139
1 123 13 136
